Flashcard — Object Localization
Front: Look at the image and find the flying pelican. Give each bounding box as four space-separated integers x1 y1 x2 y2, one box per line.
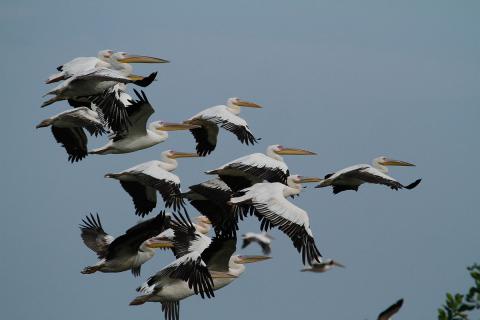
230 175 323 265
184 97 261 156
315 156 421 194
79 212 170 276
206 144 316 191
131 213 270 320
40 67 157 108
36 107 106 162
46 50 168 84
300 257 345 273
89 90 197 155
241 232 274 255
377 299 404 320
183 178 248 237
45 49 113 84
105 150 198 216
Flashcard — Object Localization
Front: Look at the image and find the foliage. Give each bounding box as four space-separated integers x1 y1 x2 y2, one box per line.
438 264 480 320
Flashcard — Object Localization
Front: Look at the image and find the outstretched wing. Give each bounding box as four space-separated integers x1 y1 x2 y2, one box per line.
51 126 88 163
79 213 114 259
378 299 404 320
125 89 155 137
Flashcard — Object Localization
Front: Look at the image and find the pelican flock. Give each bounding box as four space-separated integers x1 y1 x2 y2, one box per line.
37 49 421 320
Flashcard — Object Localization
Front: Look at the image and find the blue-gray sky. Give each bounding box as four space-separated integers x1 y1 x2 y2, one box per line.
1 0 479 319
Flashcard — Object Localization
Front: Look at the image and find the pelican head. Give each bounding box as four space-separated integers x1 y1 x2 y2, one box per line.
234 255 272 264
374 156 415 167
195 215 212 234
271 144 317 156
227 97 262 109
97 49 114 61
114 52 169 64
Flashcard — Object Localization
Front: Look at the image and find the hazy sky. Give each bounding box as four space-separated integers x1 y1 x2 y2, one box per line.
1 1 479 319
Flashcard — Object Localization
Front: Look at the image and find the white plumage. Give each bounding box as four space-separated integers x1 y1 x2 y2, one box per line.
230 175 322 265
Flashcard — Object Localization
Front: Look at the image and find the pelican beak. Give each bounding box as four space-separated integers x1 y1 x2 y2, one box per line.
145 238 175 249
333 260 346 268
170 151 199 159
298 176 323 183
127 74 145 81
209 271 238 279
234 99 262 108
276 147 317 156
118 54 169 64
36 119 51 128
380 158 415 167
237 255 272 264
157 122 199 131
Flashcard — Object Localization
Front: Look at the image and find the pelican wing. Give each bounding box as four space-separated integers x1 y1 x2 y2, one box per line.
188 119 219 156
208 153 289 191
120 181 157 217
73 67 132 83
89 84 132 133
185 179 244 237
124 89 155 137
161 301 180 320
232 183 321 265
51 126 88 162
79 213 114 259
55 107 106 136
202 237 237 272
378 299 403 320
133 166 185 212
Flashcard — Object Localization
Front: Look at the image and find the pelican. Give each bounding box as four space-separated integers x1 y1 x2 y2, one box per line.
184 98 261 156
230 175 323 265
241 232 274 255
79 212 170 276
131 213 270 320
89 90 197 155
377 299 404 320
315 156 421 194
206 144 316 191
46 50 168 84
105 150 199 216
152 215 212 246
46 49 113 84
36 107 106 162
300 257 345 272
183 178 248 237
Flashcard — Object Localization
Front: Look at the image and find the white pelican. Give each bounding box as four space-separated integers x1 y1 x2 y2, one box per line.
377 299 404 320
315 156 421 194
300 257 345 273
241 232 274 255
206 144 317 191
46 51 168 84
230 175 323 265
89 90 197 155
46 49 113 84
105 150 199 216
36 107 106 162
131 214 270 320
79 212 171 276
184 98 261 156
183 178 248 237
